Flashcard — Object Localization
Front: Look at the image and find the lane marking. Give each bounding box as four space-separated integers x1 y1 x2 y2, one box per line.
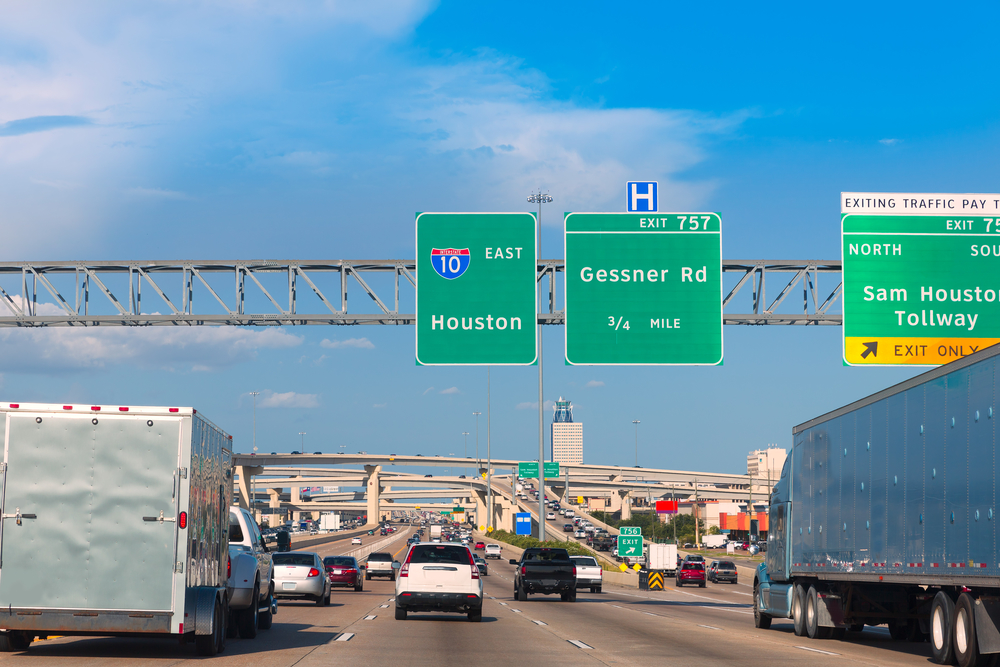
795 646 840 656
511 609 522 613
363 615 377 620
388 598 395 602
331 633 355 642
643 612 658 616
532 620 547 626
698 624 721 630
499 602 508 606
568 640 593 650
379 604 389 608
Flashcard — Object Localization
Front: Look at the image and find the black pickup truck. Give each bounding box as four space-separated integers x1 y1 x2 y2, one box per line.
510 548 577 602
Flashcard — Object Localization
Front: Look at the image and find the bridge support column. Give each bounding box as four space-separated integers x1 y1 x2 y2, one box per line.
234 465 263 510
365 465 382 527
618 490 632 520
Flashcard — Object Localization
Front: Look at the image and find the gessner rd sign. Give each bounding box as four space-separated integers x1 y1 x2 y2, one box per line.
842 192 1000 366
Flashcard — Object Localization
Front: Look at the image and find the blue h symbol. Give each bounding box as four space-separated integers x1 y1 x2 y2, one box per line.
627 181 657 212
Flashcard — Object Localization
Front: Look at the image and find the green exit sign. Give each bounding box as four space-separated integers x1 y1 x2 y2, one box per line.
619 526 642 536
518 461 560 478
416 212 538 365
617 535 643 557
564 212 723 365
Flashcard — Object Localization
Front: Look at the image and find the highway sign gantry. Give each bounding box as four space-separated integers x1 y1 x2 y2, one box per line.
564 212 723 365
518 461 560 479
841 192 1000 365
416 212 537 365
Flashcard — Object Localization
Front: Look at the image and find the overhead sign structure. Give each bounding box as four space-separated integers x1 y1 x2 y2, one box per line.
416 212 538 365
626 181 658 212
518 461 560 479
515 512 532 536
842 192 1000 365
564 212 723 365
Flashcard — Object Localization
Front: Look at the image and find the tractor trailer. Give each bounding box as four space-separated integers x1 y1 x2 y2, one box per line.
754 343 1000 666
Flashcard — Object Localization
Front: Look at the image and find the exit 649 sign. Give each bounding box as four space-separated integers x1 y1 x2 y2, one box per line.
564 212 723 365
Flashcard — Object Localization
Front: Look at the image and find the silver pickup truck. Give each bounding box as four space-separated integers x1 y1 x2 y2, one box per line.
365 552 397 581
228 508 276 638
570 555 603 593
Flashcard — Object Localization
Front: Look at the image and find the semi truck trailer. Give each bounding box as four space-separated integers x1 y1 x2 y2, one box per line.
753 344 1000 666
0 403 233 655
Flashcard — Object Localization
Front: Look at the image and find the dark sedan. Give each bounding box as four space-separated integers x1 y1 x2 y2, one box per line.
324 555 363 591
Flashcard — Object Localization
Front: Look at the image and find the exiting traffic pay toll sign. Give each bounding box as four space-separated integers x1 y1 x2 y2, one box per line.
564 213 723 365
416 213 537 365
842 192 1000 365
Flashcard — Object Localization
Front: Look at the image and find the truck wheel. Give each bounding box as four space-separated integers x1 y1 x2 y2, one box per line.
931 591 956 665
0 631 31 652
196 598 223 656
258 595 274 630
954 593 982 667
889 622 908 641
238 583 259 639
365 573 371 581
395 605 407 620
226 611 239 638
806 586 833 639
517 586 528 602
753 583 772 629
792 584 807 637
468 609 482 622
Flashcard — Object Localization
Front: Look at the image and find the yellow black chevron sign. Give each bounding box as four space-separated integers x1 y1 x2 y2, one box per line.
647 571 664 590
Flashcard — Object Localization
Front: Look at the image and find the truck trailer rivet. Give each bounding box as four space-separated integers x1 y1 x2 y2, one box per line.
147 420 153 427
92 419 98 425
35 417 41 423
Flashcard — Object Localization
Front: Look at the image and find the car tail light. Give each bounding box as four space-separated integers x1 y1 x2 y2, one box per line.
467 550 480 579
572 566 577 576
521 565 527 576
227 555 231 579
399 563 409 577
178 511 187 529
308 568 320 578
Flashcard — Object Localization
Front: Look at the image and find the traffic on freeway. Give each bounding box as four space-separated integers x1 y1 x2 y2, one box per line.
0 522 943 667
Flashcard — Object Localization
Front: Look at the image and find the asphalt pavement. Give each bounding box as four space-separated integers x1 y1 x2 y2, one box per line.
0 526 939 667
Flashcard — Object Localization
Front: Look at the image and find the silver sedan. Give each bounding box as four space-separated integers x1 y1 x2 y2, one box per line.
272 551 331 606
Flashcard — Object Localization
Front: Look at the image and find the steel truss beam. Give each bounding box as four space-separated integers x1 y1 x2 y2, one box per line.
0 259 841 327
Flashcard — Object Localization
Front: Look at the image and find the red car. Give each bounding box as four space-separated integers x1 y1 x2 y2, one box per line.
324 555 363 591
677 561 706 588
474 542 486 550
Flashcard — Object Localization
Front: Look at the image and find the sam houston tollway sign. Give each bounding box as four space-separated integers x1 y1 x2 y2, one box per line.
842 192 1000 366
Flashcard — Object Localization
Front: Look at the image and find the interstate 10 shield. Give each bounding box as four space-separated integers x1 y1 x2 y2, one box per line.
416 212 537 365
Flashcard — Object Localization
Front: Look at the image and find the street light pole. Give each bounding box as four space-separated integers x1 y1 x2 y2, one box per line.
462 432 469 477
632 420 641 468
299 431 306 450
472 411 481 470
487 366 492 531
527 188 552 542
249 391 260 513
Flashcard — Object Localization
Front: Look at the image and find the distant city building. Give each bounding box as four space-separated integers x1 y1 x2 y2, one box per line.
747 446 787 481
551 397 583 465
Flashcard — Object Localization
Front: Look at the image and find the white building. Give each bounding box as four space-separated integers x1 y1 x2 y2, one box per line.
551 397 583 465
747 446 787 482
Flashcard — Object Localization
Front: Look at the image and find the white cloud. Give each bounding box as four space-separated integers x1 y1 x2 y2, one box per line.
373 403 387 408
439 387 460 395
0 303 303 373
422 386 435 395
257 391 319 408
879 138 901 145
516 400 555 410
584 380 604 388
321 337 375 350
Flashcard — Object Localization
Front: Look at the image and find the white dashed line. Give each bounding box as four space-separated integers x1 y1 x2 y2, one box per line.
511 609 522 613
332 633 355 642
499 602 508 606
698 624 721 630
568 640 593 650
379 604 389 608
532 620 547 626
643 612 658 616
363 615 377 620
795 646 840 656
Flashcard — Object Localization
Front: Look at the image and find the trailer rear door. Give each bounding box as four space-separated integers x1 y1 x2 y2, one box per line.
0 412 182 611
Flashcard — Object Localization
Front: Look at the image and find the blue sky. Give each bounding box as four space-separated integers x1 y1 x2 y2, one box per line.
1 1 998 475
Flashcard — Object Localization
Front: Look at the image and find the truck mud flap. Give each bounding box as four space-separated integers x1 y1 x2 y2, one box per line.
817 593 845 628
186 588 222 636
974 597 1000 655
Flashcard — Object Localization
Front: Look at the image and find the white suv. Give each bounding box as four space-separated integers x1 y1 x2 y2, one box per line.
484 543 502 560
395 543 483 622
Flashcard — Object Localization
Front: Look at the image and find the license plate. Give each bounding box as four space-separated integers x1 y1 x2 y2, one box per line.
333 570 343 575
282 582 297 590
542 580 556 587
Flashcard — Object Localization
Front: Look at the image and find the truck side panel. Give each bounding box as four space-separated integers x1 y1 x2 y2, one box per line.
904 385 925 572
885 392 905 571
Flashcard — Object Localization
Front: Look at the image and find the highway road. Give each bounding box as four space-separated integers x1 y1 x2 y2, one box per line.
0 526 939 667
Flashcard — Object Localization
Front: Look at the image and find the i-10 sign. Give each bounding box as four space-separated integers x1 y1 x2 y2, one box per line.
564 213 723 365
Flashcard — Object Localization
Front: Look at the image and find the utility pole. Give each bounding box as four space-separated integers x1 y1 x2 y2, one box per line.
472 412 481 472
694 478 700 548
487 366 492 532
527 188 552 543
249 391 259 514
462 431 469 477
632 419 641 467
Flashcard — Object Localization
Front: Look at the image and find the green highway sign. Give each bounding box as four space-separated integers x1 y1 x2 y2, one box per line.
564 212 723 365
617 535 643 558
518 461 560 479
619 526 641 536
842 192 1000 366
416 212 537 365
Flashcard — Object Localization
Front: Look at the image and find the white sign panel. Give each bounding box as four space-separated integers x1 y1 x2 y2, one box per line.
842 192 1000 215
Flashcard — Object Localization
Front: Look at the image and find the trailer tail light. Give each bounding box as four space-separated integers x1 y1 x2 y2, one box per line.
8 404 17 409
62 405 72 410
119 407 129 412
178 512 187 529
227 555 231 579
91 406 101 411
169 408 179 413
307 568 320 578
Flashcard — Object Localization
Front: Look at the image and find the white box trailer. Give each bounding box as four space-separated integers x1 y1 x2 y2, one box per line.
0 403 233 655
320 513 341 531
647 543 677 576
